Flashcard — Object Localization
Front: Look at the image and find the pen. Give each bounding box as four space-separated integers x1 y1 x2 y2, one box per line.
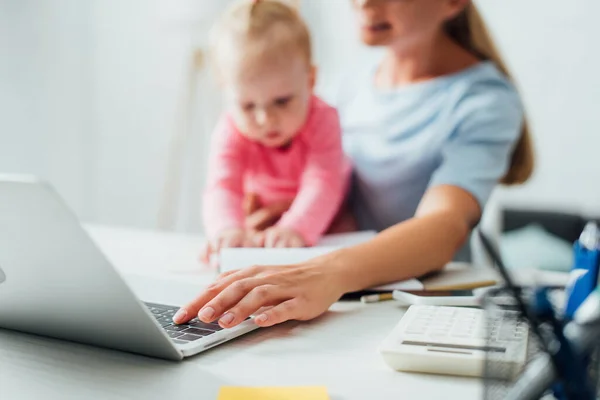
360 292 393 304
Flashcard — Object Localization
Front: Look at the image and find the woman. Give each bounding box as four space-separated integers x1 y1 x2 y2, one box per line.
174 0 534 329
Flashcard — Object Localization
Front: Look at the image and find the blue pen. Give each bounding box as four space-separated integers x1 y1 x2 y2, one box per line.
564 222 600 320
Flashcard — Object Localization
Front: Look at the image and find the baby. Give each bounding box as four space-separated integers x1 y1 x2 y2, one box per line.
202 0 351 259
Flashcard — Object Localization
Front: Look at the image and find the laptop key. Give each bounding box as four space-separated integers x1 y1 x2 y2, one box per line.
183 328 214 336
144 302 175 310
188 321 223 331
178 334 202 342
165 325 187 332
168 331 184 339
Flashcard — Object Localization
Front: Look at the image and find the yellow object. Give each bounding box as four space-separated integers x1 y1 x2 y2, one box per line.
218 386 329 400
360 292 394 303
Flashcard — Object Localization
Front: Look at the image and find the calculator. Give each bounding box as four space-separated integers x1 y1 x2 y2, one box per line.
379 305 529 379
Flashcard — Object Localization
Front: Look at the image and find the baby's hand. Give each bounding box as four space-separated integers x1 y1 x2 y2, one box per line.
263 227 305 248
200 228 253 266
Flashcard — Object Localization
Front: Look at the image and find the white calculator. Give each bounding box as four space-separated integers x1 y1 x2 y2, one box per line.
379 305 529 379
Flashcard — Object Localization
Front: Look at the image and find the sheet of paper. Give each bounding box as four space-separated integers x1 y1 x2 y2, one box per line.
219 247 423 291
219 231 376 272
317 230 376 247
220 247 340 272
370 280 424 291
218 386 329 400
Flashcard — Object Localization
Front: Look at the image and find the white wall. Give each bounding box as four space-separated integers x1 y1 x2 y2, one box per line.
1 0 599 235
477 0 600 217
0 0 93 218
1 0 228 232
89 0 213 231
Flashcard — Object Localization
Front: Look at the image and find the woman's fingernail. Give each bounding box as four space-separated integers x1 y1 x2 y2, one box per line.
255 314 268 324
198 307 215 321
220 313 235 326
173 309 187 323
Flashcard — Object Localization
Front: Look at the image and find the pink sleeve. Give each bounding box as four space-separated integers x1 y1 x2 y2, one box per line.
202 116 248 239
276 107 351 245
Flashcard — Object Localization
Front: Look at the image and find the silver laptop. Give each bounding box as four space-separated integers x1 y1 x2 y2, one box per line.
0 175 259 360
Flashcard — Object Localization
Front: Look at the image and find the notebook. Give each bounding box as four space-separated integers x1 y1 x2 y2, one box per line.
420 262 499 290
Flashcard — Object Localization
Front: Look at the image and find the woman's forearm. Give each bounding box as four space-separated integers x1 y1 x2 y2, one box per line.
330 211 472 293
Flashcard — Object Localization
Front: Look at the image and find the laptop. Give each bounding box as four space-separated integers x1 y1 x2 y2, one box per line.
0 175 259 360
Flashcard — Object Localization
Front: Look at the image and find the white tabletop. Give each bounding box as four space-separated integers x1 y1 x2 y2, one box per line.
0 225 482 400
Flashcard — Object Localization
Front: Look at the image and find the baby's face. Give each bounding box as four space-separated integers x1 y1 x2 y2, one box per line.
222 54 315 148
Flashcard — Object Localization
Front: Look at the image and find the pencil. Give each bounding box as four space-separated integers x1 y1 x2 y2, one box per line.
360 292 394 304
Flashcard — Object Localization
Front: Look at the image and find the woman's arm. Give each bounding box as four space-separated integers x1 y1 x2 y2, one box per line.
175 184 481 328
336 185 481 292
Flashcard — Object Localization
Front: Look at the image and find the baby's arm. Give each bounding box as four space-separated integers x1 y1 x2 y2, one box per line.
202 117 248 244
275 108 351 246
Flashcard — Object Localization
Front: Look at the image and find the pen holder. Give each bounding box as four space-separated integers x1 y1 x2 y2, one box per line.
481 286 542 399
480 286 600 400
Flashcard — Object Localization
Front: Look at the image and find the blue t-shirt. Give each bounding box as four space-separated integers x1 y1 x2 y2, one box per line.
334 59 524 232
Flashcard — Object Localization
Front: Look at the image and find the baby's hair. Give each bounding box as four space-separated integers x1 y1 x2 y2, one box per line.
210 0 312 72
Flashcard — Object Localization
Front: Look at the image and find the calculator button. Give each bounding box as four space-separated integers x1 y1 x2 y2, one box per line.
450 332 471 338
429 330 447 338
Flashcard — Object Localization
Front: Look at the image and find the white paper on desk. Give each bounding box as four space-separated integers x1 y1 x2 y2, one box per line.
219 231 377 272
220 247 341 272
219 246 423 292
370 280 423 291
317 230 377 246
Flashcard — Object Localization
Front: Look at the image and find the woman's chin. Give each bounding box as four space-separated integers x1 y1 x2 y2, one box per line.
360 32 394 46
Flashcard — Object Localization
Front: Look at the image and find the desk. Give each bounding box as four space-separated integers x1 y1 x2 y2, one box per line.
0 225 481 400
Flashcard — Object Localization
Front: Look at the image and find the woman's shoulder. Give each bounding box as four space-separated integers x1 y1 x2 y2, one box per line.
448 62 522 109
444 62 524 143
445 62 523 126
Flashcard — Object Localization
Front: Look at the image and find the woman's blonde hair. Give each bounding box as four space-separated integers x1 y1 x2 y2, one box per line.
210 0 312 73
445 3 534 185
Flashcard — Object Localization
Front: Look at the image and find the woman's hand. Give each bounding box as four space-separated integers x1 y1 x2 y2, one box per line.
174 253 348 328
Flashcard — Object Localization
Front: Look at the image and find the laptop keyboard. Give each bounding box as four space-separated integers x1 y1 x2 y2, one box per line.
145 303 223 343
